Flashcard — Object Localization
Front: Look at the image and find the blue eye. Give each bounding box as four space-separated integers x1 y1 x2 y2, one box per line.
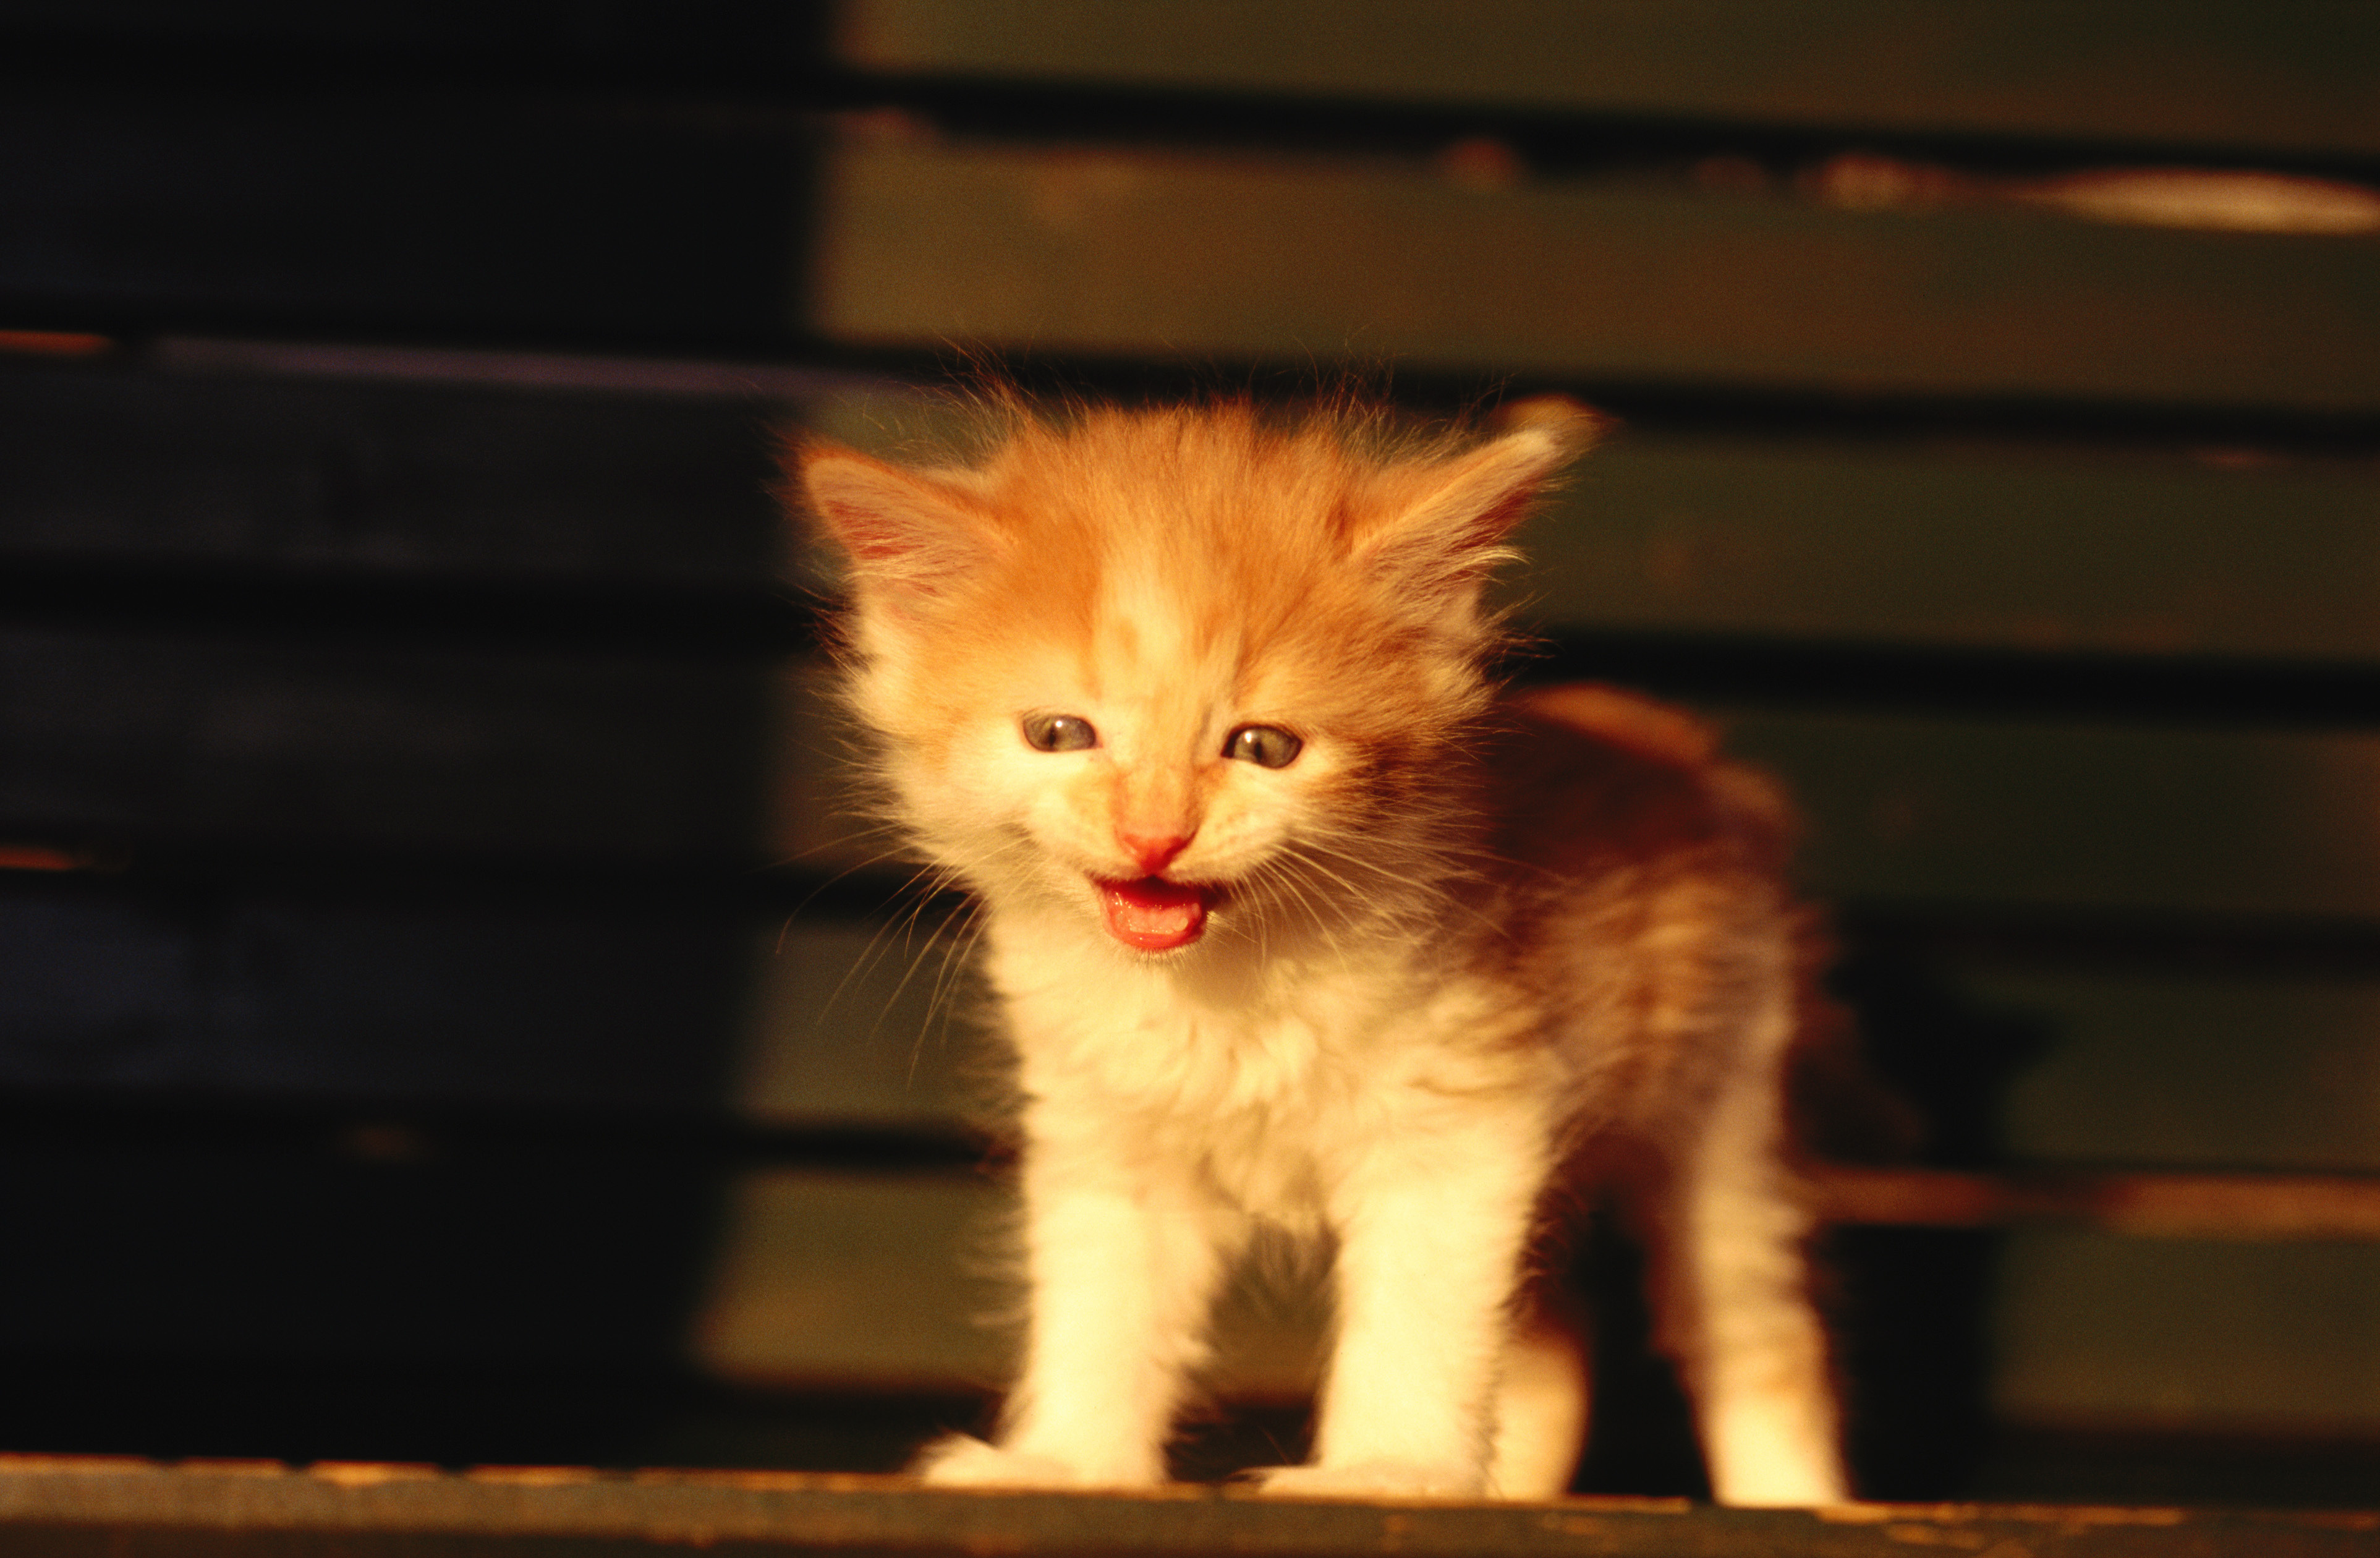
1224 725 1303 769
1022 713 1098 752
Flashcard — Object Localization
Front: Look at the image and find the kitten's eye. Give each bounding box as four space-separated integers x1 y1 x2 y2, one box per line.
1224 725 1303 769
1022 713 1098 752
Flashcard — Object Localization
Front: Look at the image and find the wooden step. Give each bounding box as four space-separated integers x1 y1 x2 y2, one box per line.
0 1455 2366 1556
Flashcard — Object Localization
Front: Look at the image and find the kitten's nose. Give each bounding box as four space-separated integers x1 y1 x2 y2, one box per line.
1119 830 1194 875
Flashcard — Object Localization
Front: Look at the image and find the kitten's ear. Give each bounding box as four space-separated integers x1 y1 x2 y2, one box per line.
1359 396 1607 595
795 441 1004 602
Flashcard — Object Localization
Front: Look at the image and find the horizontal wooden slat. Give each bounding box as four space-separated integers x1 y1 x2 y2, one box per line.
737 922 990 1130
3 1458 2369 1557
815 134 2380 415
0 1112 720 1369
1725 713 2380 919
0 358 788 587
1523 433 2380 663
0 874 749 1105
694 1168 1328 1402
0 626 775 865
1981 969 2380 1174
27 355 2380 667
15 1 2379 172
1994 1232 2380 1439
692 1170 1006 1392
693 1165 2380 1446
0 5 819 67
0 88 807 346
10 352 2371 671
1813 1168 2380 1240
809 386 2380 664
838 0 2380 161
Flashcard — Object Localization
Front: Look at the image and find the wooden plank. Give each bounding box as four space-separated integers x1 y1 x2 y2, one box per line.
807 388 2380 664
0 1108 724 1390
692 1159 2380 1408
692 1170 1007 1391
837 0 2380 160
0 872 750 1105
0 87 807 346
0 359 787 589
1814 1167 2380 1241
0 626 776 866
0 5 820 69
1993 1232 2380 1440
814 135 2380 415
0 1457 2368 1556
736 922 991 1131
694 1168 1326 1401
1723 713 2380 919
692 1167 2380 1452
41 354 2370 667
15 352 2376 670
1982 969 2380 1174
1519 432 2380 663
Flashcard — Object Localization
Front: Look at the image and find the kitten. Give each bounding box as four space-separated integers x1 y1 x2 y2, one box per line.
793 391 1848 1506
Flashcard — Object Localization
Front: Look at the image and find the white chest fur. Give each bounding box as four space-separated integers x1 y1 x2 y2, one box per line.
981 909 1557 1232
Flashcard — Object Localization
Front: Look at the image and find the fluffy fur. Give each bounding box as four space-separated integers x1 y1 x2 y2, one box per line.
794 393 1847 1505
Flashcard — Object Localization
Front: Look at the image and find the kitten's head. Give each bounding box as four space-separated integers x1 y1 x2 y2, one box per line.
796 393 1599 957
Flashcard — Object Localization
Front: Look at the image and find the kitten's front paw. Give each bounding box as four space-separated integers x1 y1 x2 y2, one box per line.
910 1434 1160 1489
911 1434 1081 1488
1247 1461 1487 1501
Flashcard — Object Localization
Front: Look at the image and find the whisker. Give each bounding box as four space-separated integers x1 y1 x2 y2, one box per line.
912 896 988 1088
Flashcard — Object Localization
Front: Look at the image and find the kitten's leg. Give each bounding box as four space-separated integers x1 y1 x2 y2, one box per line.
1646 1008 1847 1507
1257 1107 1548 1499
1485 1300 1590 1500
917 1138 1237 1489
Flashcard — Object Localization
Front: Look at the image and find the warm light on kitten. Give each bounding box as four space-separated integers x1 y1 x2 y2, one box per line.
793 388 1847 1507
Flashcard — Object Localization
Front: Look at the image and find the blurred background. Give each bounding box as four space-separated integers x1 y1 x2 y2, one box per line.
0 0 2376 1507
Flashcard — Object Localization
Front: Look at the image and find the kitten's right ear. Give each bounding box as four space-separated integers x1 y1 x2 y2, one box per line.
795 443 1003 602
1353 396 1606 605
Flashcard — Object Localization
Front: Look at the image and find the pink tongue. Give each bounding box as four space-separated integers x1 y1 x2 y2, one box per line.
1097 877 1213 951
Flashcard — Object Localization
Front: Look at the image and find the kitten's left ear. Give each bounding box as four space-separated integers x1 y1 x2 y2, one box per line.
792 440 1005 607
1361 396 1607 595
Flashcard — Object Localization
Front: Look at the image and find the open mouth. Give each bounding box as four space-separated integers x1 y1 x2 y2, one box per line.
1094 875 1219 952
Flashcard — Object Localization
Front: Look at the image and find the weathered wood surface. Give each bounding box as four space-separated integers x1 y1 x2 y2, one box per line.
0 88 810 347
0 872 755 1102
1811 1167 2380 1240
0 624 782 866
0 1458 2369 1557
836 0 2380 160
15 357 2380 668
0 358 791 587
14 1 2378 164
815 134 2380 415
808 390 2380 667
16 95 2371 412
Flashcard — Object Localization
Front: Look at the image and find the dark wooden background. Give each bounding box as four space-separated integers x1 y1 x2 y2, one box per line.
2 0 2377 1509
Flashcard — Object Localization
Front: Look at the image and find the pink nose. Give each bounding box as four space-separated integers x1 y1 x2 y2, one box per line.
1118 830 1193 875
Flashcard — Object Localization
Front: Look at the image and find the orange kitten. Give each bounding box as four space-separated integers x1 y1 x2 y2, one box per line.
794 393 1847 1505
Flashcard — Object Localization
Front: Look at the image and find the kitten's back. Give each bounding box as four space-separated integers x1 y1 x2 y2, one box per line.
1471 685 1808 1148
